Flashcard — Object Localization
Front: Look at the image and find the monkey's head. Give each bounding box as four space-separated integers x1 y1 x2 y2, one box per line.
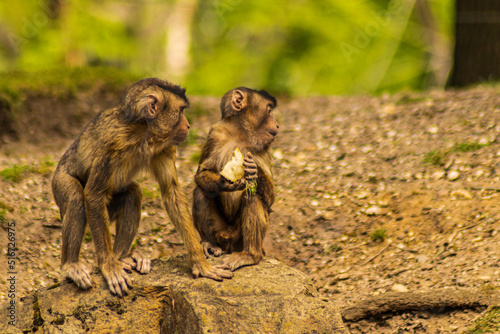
123 78 190 145
220 87 279 149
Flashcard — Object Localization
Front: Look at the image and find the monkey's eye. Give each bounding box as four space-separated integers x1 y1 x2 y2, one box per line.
267 104 273 113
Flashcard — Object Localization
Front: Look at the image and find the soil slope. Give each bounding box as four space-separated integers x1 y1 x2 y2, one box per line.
1 86 500 333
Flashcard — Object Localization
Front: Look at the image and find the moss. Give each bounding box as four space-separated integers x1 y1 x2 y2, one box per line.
0 158 56 183
370 229 387 243
422 149 447 166
0 164 30 182
464 306 500 334
452 141 488 153
0 209 6 224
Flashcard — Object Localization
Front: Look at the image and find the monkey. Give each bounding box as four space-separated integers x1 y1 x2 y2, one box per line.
192 87 279 271
51 78 233 297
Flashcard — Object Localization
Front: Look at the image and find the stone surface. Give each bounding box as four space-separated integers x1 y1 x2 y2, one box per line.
1 255 348 334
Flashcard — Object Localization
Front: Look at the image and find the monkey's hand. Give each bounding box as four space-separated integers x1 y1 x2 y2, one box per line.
192 259 234 281
101 258 133 297
201 241 223 257
243 152 258 181
62 262 93 290
218 175 246 192
121 251 151 274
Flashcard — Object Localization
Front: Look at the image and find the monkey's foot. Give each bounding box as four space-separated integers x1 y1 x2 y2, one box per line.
122 251 151 274
192 260 234 281
222 252 262 271
62 262 93 290
201 241 223 258
101 259 133 297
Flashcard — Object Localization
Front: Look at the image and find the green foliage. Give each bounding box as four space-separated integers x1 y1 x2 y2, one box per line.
0 157 56 183
0 0 454 96
84 232 92 243
464 306 500 334
190 152 201 165
183 129 201 146
370 229 387 243
422 149 447 166
142 188 159 200
0 209 7 224
452 141 488 153
0 67 140 99
0 164 31 183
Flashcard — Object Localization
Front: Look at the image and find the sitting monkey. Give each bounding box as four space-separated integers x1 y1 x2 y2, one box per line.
52 78 233 297
193 87 279 270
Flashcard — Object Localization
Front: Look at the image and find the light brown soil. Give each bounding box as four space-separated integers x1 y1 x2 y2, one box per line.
1 87 500 333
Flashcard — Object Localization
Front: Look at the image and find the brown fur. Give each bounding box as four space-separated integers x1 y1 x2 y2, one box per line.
193 88 279 271
52 78 232 297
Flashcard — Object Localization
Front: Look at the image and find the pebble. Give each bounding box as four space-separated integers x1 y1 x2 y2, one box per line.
416 255 429 263
273 149 283 160
428 126 439 134
432 171 445 180
447 170 460 181
450 189 473 200
365 206 382 216
337 273 350 280
391 283 409 292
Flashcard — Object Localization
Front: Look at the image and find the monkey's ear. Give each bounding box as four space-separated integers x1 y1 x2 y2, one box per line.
231 90 247 111
146 95 158 118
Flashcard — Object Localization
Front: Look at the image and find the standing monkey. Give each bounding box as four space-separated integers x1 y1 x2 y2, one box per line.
52 78 233 297
193 87 279 270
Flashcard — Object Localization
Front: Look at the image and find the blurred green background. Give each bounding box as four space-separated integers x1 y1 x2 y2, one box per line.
0 0 454 96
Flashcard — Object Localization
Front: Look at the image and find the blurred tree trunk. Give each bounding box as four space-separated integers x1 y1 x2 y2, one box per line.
165 0 198 80
448 0 500 87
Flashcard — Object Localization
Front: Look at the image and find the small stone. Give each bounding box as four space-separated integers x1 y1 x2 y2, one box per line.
447 170 460 181
432 171 446 181
391 284 408 292
450 189 473 200
380 103 396 116
273 149 284 160
356 191 369 199
337 273 350 280
428 126 439 134
365 206 382 216
416 255 429 263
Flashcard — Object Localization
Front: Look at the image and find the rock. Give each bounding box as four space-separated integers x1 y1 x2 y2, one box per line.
365 206 382 216
447 170 460 181
391 284 409 293
1 255 348 334
428 126 439 134
431 170 445 181
450 189 473 200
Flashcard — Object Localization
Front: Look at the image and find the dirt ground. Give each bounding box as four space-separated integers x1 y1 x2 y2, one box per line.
1 87 500 333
